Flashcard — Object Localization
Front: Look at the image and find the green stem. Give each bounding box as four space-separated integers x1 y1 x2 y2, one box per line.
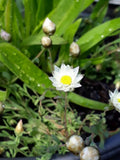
32 48 45 63
64 92 68 138
48 48 54 71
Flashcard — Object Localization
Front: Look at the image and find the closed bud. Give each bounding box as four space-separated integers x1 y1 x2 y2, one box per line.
0 147 4 155
41 36 52 48
42 17 56 36
80 146 100 160
70 42 80 57
96 64 102 71
15 119 24 135
66 135 84 154
0 102 4 114
0 29 11 41
115 81 120 89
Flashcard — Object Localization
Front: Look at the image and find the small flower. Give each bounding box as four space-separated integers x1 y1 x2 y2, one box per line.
41 36 52 48
0 29 11 41
42 17 56 36
66 135 84 154
80 146 100 160
49 64 83 92
69 42 80 57
109 89 120 112
15 119 24 135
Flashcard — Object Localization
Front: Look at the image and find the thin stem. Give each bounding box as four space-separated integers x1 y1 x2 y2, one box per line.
78 117 87 134
48 48 54 71
32 48 45 63
64 92 68 138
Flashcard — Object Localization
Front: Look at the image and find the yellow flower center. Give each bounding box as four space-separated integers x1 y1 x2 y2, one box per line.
60 75 72 85
117 98 120 103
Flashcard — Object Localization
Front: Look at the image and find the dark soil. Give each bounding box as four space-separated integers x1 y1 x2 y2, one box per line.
73 77 120 131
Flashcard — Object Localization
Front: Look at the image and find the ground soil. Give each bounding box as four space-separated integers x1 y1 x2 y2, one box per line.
73 77 120 131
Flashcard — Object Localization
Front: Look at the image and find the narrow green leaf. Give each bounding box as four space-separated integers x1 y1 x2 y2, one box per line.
33 0 94 35
35 0 53 25
49 0 94 36
22 34 67 46
0 43 54 97
0 90 7 101
56 18 82 65
90 0 109 23
23 0 37 37
77 18 120 54
0 43 108 110
4 0 13 33
68 92 107 110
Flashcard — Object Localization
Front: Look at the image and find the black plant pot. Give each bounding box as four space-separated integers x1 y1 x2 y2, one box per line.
1 132 120 160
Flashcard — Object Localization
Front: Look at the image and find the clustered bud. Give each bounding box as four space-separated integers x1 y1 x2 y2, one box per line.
41 36 52 48
80 146 99 160
66 135 84 154
0 147 4 155
41 18 56 48
42 17 56 36
0 29 11 41
66 135 100 160
69 42 80 57
15 119 24 135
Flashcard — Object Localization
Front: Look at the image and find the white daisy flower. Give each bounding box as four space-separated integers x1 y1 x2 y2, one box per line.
49 64 83 92
109 88 120 112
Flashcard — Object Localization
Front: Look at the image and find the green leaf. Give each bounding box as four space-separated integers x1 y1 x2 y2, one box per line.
0 90 7 101
77 18 120 54
23 0 37 37
56 18 82 65
0 43 108 110
22 34 67 46
35 0 53 25
33 0 94 35
90 0 109 23
68 92 107 110
0 43 54 97
49 0 94 36
4 0 13 33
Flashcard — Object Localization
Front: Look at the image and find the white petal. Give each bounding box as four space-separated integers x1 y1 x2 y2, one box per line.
49 77 55 83
54 65 60 72
73 66 79 76
75 74 84 83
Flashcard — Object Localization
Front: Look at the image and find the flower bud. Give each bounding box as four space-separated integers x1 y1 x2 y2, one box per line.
70 42 80 57
0 147 4 155
41 36 52 48
115 81 120 89
66 135 84 154
0 29 11 41
42 17 56 36
0 102 4 114
80 146 100 160
15 119 24 135
96 64 102 71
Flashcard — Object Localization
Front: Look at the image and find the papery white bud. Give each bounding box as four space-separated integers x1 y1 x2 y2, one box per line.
70 42 80 57
15 119 24 135
66 135 84 154
96 64 102 71
0 29 11 41
80 146 100 160
41 36 52 48
115 81 120 89
0 102 4 114
42 17 56 36
0 147 4 155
